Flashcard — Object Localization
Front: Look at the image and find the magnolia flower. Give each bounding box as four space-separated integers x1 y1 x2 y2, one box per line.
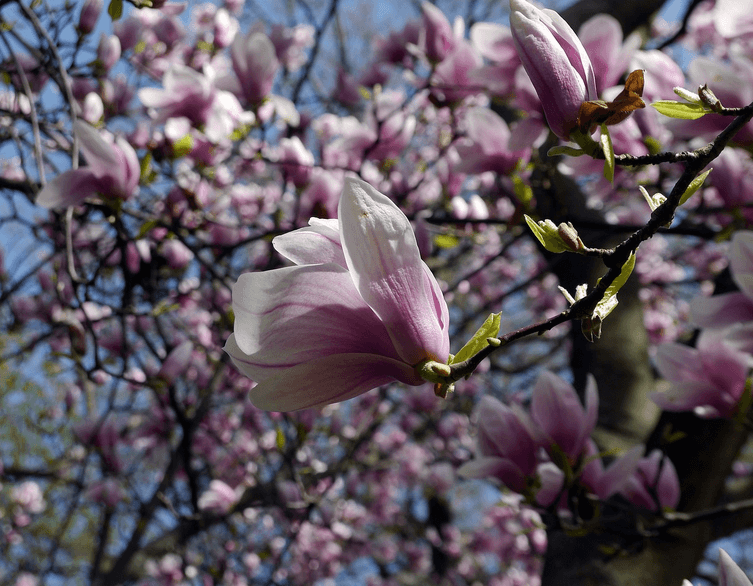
198 479 241 514
36 121 139 209
579 14 640 92
230 30 279 104
580 440 643 500
530 371 598 462
692 231 753 328
139 64 247 143
225 178 450 411
718 549 753 586
420 2 457 63
651 329 750 419
620 449 680 511
684 550 753 586
78 0 102 34
509 0 598 139
11 481 46 514
453 107 528 175
458 395 541 493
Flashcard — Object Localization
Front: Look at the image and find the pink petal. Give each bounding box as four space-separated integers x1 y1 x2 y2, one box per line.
469 22 516 62
535 462 565 507
339 178 449 365
579 14 629 90
476 396 538 475
691 292 753 328
719 549 753 586
272 219 345 267
654 343 704 382
458 456 527 493
239 352 421 411
730 231 753 299
230 264 401 376
595 445 642 499
650 380 734 418
74 120 120 178
159 341 193 384
465 107 511 154
531 371 589 460
36 168 102 209
114 136 141 197
577 374 599 456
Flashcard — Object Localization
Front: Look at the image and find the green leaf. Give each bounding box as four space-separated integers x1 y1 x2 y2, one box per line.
434 234 460 249
139 152 152 181
137 219 158 239
594 252 636 320
107 0 123 20
172 134 193 159
276 427 285 451
678 168 712 206
450 312 501 365
524 215 569 253
600 124 614 184
513 173 533 205
651 100 708 120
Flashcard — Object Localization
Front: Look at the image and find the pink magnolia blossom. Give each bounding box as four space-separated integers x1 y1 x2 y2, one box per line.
230 29 279 104
96 33 121 72
139 64 246 142
14 574 38 586
161 238 194 269
420 2 457 63
468 22 520 96
620 449 680 511
431 40 483 103
579 14 640 92
213 8 238 49
273 136 314 187
453 107 529 175
334 68 361 105
158 340 194 384
78 92 104 124
78 0 102 34
580 440 643 500
530 371 598 461
714 0 753 39
719 549 753 586
298 168 342 221
708 148 753 210
374 19 421 68
269 24 314 72
198 479 241 514
534 462 565 507
11 481 46 514
509 0 598 139
36 121 139 209
224 178 450 411
692 231 753 328
651 329 750 419
459 395 541 493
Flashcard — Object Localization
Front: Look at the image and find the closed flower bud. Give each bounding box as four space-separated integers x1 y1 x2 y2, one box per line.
509 0 598 139
78 0 102 35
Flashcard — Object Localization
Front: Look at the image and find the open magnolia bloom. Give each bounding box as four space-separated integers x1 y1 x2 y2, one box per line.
36 120 139 209
224 178 450 411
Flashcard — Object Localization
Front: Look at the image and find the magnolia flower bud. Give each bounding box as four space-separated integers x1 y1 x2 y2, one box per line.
78 0 102 35
509 0 598 139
